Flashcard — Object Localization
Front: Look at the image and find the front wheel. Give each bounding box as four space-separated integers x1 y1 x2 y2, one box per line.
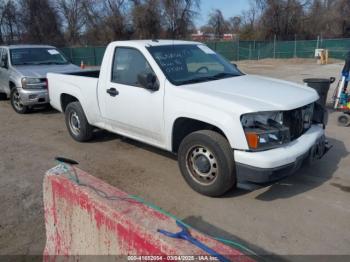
65 102 94 142
178 130 236 197
10 88 28 114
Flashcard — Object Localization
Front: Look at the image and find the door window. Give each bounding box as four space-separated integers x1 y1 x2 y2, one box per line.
111 48 153 87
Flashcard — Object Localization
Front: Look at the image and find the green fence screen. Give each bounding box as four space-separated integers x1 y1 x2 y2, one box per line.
60 38 350 66
60 46 106 66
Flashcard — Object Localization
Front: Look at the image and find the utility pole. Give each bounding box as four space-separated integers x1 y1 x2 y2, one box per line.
236 35 240 61
294 34 297 58
249 44 252 61
273 34 276 59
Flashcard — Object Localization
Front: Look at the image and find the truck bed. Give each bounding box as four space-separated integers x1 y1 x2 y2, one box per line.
47 71 100 120
66 70 100 78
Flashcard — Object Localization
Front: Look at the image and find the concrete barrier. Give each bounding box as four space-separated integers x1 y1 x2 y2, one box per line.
43 164 254 261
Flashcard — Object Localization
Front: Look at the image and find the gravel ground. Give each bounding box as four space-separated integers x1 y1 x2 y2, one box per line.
0 59 349 257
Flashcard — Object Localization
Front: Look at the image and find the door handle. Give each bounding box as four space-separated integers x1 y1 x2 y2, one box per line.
106 88 119 97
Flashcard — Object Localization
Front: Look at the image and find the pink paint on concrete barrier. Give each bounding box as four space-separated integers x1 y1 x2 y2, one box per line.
43 164 254 261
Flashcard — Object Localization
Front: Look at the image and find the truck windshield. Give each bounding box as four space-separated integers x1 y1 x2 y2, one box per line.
147 44 242 86
10 48 68 66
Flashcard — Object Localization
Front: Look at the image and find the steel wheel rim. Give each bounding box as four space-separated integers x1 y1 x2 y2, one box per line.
13 91 23 110
69 111 81 136
186 145 218 186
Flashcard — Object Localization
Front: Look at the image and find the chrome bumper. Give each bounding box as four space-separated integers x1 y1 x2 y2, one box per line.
18 88 49 106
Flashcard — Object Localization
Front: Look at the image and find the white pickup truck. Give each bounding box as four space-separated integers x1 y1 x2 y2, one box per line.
48 40 328 196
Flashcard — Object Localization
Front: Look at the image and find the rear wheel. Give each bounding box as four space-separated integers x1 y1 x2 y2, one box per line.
178 130 236 197
10 88 28 114
65 102 93 142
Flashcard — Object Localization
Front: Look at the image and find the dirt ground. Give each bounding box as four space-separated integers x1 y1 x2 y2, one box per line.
0 59 349 257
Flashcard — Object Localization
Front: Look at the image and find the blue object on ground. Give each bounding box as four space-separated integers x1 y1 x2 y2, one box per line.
158 220 231 262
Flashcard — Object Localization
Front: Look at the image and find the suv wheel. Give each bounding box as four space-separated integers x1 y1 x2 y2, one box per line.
65 102 93 142
178 130 236 197
10 88 28 114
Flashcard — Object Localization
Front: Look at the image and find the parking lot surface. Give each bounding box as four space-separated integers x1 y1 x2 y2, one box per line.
0 59 349 256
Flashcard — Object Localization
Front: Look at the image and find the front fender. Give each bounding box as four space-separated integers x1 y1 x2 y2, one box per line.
165 99 249 151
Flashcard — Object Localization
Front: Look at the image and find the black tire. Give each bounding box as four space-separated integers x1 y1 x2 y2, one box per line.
65 102 93 142
10 88 29 114
178 130 236 197
337 114 350 127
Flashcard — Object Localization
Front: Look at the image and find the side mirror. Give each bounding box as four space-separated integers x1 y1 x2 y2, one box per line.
1 58 8 69
231 62 237 67
137 72 159 91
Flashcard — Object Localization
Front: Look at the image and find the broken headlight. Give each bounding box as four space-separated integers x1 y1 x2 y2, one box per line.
241 111 291 151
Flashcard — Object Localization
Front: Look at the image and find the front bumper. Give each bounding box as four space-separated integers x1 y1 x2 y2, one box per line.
234 125 328 183
18 88 49 106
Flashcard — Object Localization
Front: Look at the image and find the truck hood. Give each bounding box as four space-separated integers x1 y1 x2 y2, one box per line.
13 64 81 78
177 75 319 113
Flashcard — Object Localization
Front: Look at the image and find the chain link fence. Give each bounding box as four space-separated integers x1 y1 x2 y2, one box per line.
60 38 350 66
207 38 350 61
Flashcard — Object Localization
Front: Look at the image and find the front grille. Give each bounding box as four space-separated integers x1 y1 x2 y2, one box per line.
283 104 314 140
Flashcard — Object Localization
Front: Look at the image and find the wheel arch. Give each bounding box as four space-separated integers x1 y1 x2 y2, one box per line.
60 93 79 112
9 81 16 90
171 117 229 153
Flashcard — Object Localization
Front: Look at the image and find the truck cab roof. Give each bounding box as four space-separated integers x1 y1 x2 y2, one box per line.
1 44 56 49
111 39 201 48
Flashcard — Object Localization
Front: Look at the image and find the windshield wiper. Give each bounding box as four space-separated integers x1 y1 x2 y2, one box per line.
210 72 237 79
35 61 67 65
14 62 36 65
179 73 238 85
179 76 216 85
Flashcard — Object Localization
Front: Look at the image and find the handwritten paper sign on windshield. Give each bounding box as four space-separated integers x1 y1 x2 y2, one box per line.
154 51 187 74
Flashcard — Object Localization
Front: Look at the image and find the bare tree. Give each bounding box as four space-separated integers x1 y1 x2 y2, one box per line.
79 0 130 44
161 0 200 39
240 0 307 40
79 0 106 44
56 0 86 45
0 0 22 44
238 0 261 39
131 0 162 39
228 16 242 33
338 0 350 37
20 0 64 45
207 9 229 38
103 0 130 41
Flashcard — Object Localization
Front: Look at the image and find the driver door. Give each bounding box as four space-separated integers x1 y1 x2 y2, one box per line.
100 47 165 146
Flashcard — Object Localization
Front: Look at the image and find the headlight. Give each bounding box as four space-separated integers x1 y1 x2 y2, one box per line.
241 111 291 151
21 77 47 89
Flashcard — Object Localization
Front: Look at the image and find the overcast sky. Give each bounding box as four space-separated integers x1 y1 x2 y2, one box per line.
195 0 250 27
